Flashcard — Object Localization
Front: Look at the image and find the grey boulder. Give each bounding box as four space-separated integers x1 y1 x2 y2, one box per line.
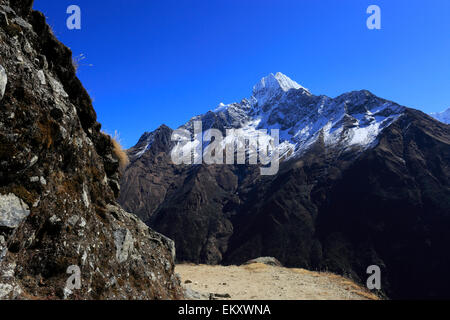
0 193 30 229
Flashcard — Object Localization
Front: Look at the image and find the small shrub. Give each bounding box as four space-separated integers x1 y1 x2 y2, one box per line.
103 130 129 170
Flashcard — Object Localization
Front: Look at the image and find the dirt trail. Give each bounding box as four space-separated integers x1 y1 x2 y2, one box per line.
176 263 379 300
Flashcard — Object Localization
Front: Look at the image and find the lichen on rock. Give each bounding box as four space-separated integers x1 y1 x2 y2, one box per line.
0 0 183 300
0 193 30 228
114 228 134 263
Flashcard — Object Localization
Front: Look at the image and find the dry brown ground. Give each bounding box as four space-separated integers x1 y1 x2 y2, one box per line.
176 263 380 300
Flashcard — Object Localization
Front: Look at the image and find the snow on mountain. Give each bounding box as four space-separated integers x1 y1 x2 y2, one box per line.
128 130 156 160
252 72 310 107
431 107 450 124
179 73 405 161
131 73 406 163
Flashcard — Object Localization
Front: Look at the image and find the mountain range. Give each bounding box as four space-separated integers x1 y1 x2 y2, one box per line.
119 73 450 299
2 0 449 301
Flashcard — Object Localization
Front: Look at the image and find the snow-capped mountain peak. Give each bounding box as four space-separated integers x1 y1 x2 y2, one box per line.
431 107 450 124
134 73 407 163
253 72 305 93
252 72 309 106
176 74 406 162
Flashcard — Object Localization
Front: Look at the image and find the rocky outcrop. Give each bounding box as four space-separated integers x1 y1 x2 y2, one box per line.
0 0 183 299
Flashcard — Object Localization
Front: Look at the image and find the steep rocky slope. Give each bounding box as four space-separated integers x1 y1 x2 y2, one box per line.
223 108 450 299
120 74 450 299
0 0 183 299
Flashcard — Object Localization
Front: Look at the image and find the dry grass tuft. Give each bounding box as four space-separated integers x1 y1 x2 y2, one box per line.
352 289 379 300
72 57 79 73
112 139 129 171
104 130 129 170
72 54 93 73
291 268 315 275
243 263 269 272
332 278 380 300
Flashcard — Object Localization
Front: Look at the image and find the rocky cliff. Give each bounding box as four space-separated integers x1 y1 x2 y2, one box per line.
0 0 183 299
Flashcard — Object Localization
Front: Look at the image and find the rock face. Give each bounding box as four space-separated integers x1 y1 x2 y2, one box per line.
0 0 183 299
120 73 450 299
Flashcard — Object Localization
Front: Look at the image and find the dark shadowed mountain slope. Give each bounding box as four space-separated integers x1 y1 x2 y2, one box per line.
222 109 450 299
0 0 183 299
312 109 450 299
120 75 450 299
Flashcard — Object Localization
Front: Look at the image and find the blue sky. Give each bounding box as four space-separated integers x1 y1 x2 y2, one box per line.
33 0 450 148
